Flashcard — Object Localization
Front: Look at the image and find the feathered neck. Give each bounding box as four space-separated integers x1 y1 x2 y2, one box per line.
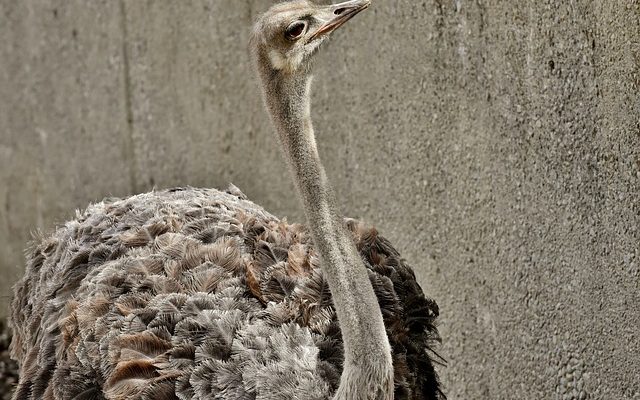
254 47 394 398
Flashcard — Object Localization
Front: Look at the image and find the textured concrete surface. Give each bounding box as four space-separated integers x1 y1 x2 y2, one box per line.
1 1 638 399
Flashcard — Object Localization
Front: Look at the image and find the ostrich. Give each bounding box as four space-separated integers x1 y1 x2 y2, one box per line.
10 1 444 399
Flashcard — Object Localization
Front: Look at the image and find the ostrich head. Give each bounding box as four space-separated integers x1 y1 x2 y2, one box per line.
251 0 371 76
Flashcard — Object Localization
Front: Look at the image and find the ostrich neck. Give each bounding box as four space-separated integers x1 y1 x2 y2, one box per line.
262 72 392 378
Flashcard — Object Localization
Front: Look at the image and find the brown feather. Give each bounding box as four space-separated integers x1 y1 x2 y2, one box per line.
10 188 444 400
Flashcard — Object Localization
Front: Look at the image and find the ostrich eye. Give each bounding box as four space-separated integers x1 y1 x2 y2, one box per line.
285 22 307 40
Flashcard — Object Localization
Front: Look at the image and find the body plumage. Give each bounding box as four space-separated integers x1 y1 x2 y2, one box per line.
12 187 442 399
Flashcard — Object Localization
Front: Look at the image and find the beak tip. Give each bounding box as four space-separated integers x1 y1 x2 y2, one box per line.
311 1 370 40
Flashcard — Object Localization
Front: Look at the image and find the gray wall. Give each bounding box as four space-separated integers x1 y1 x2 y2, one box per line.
1 1 638 398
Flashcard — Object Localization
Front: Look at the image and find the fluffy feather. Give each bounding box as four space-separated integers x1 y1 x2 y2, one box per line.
11 187 443 399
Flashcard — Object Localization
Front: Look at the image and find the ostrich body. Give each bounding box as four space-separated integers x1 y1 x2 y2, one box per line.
10 1 444 399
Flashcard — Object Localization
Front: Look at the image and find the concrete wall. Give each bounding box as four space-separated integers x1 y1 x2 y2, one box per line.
1 1 638 398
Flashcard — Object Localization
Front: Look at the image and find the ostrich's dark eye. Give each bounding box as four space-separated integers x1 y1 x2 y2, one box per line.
285 22 307 40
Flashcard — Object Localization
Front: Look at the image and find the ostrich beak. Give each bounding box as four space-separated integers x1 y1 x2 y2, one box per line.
310 0 371 41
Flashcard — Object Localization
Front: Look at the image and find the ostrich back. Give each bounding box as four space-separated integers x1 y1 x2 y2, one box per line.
10 187 443 400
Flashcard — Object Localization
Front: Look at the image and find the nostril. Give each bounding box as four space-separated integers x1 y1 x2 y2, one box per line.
334 8 346 15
